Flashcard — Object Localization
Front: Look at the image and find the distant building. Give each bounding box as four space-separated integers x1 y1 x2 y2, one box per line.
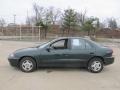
7 23 17 27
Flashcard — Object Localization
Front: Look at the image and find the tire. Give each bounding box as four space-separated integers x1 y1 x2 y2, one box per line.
87 57 103 73
19 57 37 72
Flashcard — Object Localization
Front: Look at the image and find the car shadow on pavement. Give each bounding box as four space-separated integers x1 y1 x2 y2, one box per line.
37 67 88 73
7 66 111 74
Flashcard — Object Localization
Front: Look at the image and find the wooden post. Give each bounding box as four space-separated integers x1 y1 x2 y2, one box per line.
39 26 41 41
32 26 34 40
20 25 22 40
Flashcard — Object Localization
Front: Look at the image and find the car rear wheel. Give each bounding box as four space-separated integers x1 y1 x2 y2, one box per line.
87 57 103 73
19 57 37 72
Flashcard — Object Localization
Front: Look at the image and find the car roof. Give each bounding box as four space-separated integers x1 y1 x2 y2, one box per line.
56 37 85 40
55 37 90 41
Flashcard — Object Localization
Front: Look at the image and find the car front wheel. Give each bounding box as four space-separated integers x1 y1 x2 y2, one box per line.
87 57 103 73
19 57 37 72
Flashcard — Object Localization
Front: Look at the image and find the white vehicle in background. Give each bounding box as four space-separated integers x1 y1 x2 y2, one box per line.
84 36 91 40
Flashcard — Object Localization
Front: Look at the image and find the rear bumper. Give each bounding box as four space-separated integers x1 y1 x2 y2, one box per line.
104 57 114 65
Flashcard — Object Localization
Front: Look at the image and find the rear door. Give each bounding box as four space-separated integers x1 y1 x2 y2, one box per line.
68 38 95 67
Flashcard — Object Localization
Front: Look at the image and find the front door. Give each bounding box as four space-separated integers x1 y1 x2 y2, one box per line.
39 39 71 67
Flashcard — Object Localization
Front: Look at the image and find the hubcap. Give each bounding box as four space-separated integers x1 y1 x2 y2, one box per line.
22 60 33 71
91 61 102 71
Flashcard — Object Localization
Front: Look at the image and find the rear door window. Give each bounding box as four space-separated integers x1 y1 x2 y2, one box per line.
71 39 85 49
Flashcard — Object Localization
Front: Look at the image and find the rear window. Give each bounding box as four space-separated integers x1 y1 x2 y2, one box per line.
85 41 93 49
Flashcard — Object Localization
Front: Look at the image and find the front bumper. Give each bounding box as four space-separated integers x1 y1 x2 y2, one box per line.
104 56 114 65
8 57 19 67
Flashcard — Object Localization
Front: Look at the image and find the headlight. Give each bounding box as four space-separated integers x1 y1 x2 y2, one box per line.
9 53 14 57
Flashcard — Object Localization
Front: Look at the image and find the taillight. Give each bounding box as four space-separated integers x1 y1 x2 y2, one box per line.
111 49 113 54
105 46 113 54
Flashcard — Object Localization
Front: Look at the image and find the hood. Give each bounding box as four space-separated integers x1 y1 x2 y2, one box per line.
14 47 38 54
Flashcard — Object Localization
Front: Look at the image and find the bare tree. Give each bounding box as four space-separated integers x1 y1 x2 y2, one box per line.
33 3 39 23
26 16 31 25
77 10 87 26
0 18 6 35
26 16 37 26
32 5 52 38
99 22 105 29
0 18 6 27
33 3 45 23
47 7 62 25
108 18 117 30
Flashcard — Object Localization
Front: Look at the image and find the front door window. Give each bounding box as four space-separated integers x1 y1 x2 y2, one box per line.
51 39 68 50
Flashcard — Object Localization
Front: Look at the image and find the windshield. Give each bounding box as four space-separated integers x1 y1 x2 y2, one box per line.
37 39 55 49
38 42 50 49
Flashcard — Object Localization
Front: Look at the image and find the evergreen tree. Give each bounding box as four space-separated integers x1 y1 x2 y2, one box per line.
62 9 78 35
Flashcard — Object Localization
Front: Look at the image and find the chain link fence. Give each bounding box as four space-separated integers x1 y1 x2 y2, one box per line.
0 26 59 41
1 25 118 41
0 25 88 41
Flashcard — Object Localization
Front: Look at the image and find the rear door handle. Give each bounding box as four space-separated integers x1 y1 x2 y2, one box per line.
55 54 60 56
90 52 94 54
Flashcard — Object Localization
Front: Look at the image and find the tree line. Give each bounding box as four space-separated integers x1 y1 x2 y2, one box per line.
26 3 118 37
0 3 118 37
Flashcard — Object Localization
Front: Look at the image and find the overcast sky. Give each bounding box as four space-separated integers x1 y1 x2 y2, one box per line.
0 0 120 24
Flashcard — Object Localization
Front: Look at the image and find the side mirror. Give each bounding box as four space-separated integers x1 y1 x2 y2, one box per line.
46 47 50 52
46 46 53 52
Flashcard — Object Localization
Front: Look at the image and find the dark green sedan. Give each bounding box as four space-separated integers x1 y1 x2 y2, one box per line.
8 37 114 73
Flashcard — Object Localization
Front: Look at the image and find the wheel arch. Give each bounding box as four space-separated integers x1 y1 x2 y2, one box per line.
19 56 37 67
88 56 104 65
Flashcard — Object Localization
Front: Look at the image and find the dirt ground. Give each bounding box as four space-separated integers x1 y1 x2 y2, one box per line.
0 40 120 90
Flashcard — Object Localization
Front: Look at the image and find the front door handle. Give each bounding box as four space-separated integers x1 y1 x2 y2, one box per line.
55 54 60 56
63 54 69 56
